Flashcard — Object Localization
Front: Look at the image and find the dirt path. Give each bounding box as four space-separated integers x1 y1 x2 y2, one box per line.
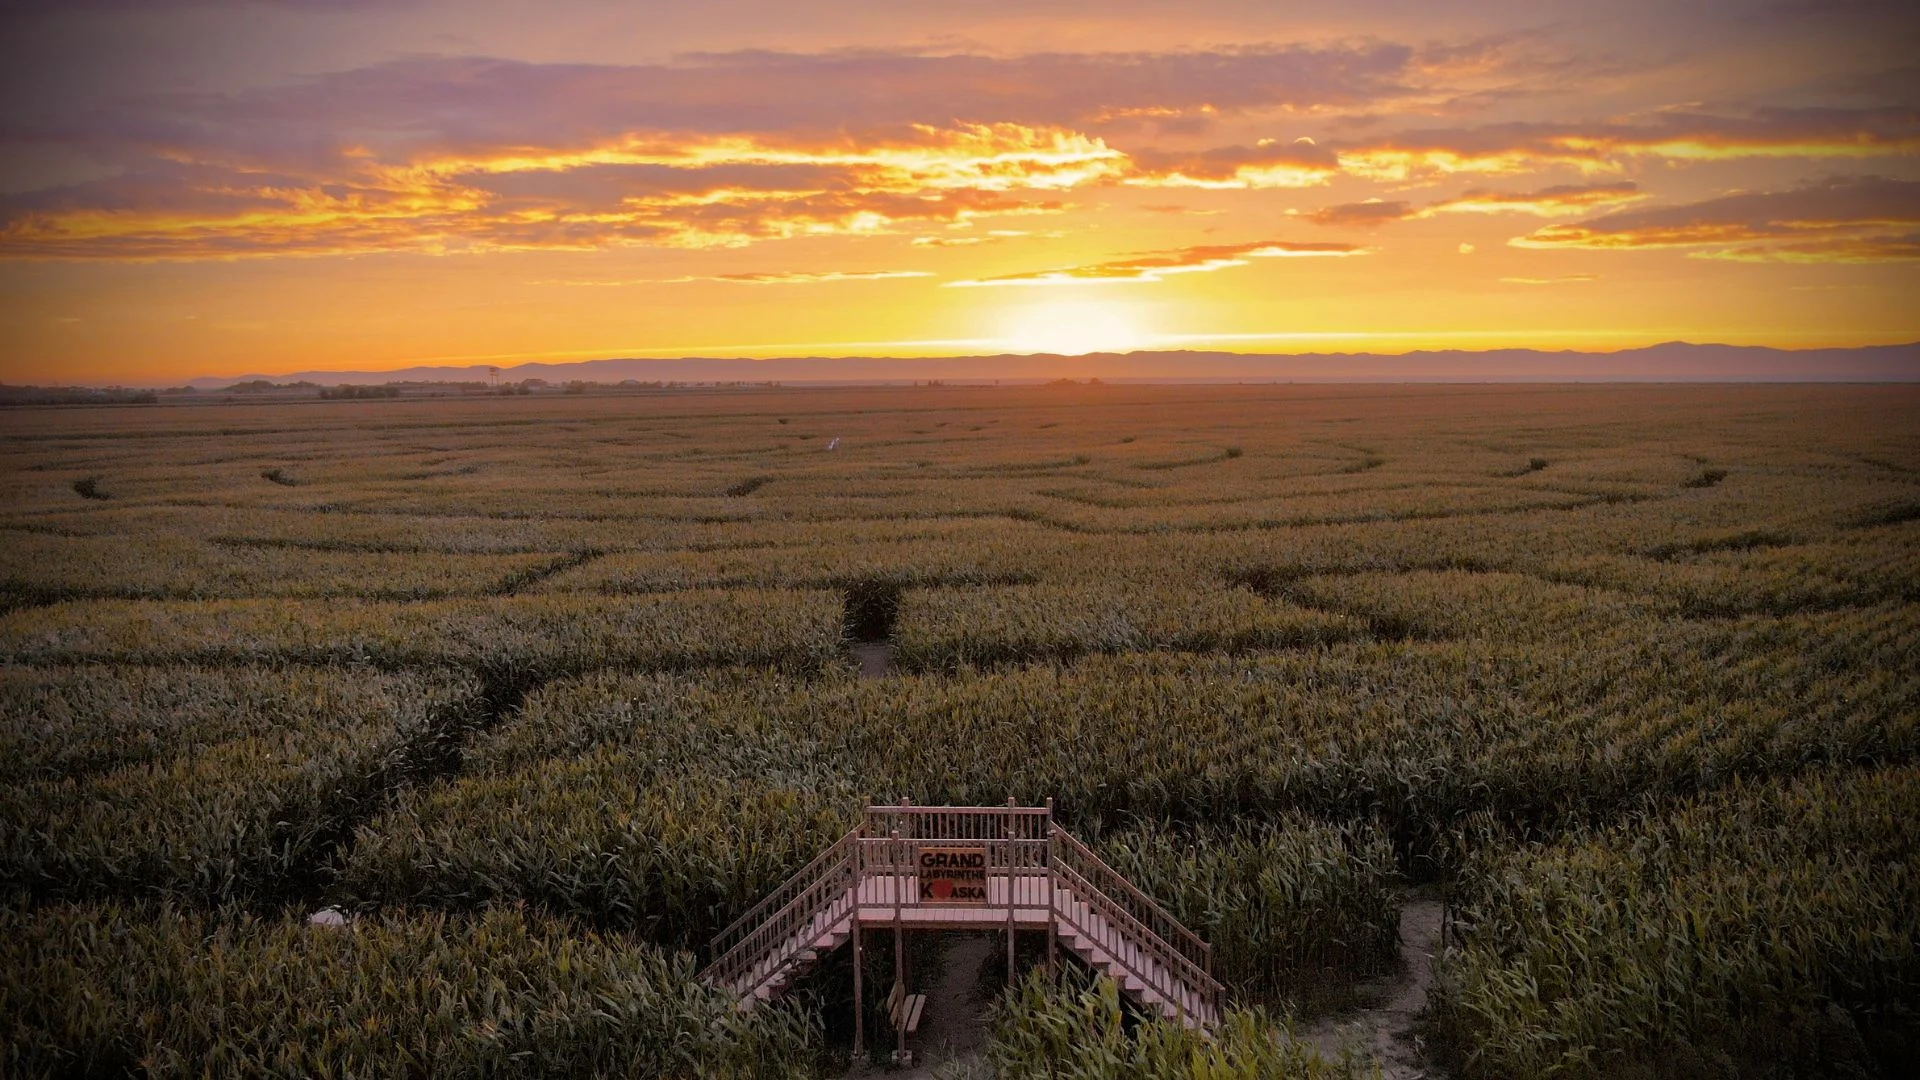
851 933 994 1079
906 934 995 1074
1301 898 1446 1078
841 906 1445 1077
852 642 894 679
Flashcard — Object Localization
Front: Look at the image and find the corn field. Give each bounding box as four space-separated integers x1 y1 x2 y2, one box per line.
0 902 822 1078
1093 819 1402 1001
1430 766 1920 1078
988 966 1375 1079
1 666 482 904
0 384 1914 1075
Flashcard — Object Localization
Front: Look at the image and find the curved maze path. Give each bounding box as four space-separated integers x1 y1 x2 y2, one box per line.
1302 898 1447 1078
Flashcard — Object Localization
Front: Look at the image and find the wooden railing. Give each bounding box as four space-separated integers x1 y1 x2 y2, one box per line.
1049 826 1215 979
853 836 1051 885
1044 826 1221 1022
705 826 861 994
865 803 1052 842
701 803 1223 1026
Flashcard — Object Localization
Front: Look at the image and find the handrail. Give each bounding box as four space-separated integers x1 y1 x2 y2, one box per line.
699 803 1223 1029
704 829 862 991
1044 857 1175 999
867 803 1052 810
1050 860 1198 987
864 805 1053 845
1050 826 1212 974
708 825 860 956
705 861 857 993
866 805 1053 816
1052 858 1224 1021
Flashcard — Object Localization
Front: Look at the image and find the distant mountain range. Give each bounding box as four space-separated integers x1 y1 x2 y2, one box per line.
174 342 1920 389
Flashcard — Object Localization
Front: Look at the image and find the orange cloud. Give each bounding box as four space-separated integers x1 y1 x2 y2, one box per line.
1695 234 1920 263
0 125 1117 259
1304 182 1643 228
1430 181 1644 216
1304 199 1417 227
946 240 1366 286
1335 108 1920 180
910 229 1043 247
534 270 935 286
1124 140 1339 189
1511 176 1920 261
5 46 1911 265
0 43 1446 261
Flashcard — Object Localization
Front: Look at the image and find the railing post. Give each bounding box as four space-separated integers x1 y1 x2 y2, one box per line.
1005 797 1017 986
891 827 905 1064
1046 824 1058 972
853 820 865 1053
853 919 865 1056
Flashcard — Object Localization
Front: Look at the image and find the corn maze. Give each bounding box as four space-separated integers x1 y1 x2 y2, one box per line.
1 383 1915 1077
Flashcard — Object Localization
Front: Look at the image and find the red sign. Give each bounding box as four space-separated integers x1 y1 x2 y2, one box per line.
918 846 987 903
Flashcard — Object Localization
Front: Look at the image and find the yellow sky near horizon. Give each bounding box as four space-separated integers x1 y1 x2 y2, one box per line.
1 1 1916 384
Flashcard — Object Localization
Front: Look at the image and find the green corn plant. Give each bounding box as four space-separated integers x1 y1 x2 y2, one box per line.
0 901 824 1079
1429 766 1920 1079
1094 817 1402 1001
988 965 1379 1079
0 668 482 905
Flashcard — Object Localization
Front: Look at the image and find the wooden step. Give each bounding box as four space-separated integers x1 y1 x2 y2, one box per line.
1058 927 1213 1028
723 870 1218 1031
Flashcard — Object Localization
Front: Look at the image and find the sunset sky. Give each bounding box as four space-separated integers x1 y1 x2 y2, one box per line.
2 0 1916 384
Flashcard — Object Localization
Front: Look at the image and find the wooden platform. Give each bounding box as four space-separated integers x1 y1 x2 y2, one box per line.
701 803 1225 1039
851 872 1055 928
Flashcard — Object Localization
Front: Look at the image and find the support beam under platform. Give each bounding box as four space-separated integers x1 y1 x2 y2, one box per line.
700 803 1225 1032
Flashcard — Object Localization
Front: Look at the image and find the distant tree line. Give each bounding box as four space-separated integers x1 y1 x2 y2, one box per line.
228 380 322 393
0 377 792 408
0 385 157 407
318 384 402 400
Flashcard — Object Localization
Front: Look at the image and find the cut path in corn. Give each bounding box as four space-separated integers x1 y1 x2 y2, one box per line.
851 903 1448 1077
850 933 994 1079
1301 897 1446 1078
852 641 895 678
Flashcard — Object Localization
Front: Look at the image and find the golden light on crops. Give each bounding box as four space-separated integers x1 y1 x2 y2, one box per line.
2 382 1916 1072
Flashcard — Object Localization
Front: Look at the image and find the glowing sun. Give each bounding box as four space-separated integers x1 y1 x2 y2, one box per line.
997 300 1151 355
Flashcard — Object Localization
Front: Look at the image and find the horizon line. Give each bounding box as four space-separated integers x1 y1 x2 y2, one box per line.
15 339 1916 390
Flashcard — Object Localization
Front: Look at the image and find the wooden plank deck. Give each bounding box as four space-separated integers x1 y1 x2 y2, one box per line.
705 804 1225 1033
851 873 1058 928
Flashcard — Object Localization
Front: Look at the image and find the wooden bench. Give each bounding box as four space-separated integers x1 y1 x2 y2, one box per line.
886 981 927 1035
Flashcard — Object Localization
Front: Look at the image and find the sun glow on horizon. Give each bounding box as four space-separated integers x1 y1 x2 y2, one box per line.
1 4 1915 385
995 299 1153 355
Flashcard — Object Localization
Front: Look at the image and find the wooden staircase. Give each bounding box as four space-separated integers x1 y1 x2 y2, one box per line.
702 803 1224 1030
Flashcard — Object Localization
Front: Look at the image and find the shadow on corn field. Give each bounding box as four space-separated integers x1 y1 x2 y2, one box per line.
288 661 556 910
840 931 1032 1078
0 581 75 616
491 549 604 596
293 662 546 912
845 578 903 644
846 577 901 678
